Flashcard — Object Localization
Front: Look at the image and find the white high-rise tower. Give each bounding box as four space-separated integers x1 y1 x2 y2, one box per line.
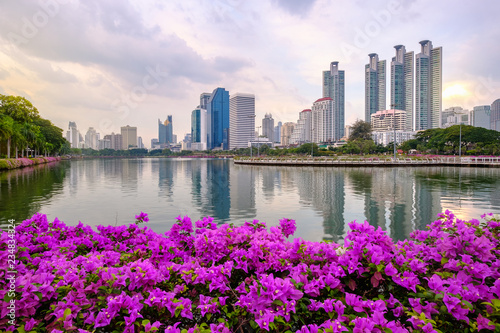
229 93 255 150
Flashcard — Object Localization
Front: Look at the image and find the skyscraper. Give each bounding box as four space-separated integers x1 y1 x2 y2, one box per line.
491 99 500 131
322 61 345 140
281 122 295 146
415 40 442 130
262 113 274 141
191 107 207 146
229 93 255 150
274 121 282 144
365 54 386 122
121 125 137 149
391 45 414 130
66 121 80 148
207 87 230 150
158 116 173 147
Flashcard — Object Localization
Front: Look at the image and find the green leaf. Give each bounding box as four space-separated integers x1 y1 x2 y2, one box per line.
63 308 71 320
17 326 26 333
142 319 150 326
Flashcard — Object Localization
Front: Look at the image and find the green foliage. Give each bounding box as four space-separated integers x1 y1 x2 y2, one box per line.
349 119 372 141
0 94 67 157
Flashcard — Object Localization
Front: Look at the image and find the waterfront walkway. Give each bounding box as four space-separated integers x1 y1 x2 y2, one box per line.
234 156 500 167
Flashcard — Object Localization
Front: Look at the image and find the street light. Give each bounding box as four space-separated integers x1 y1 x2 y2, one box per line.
247 114 256 159
452 111 464 160
311 128 315 158
256 125 262 157
391 104 397 161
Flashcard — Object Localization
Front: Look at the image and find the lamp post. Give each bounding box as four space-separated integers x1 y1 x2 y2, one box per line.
247 114 256 159
391 104 397 161
452 111 464 161
256 125 262 157
311 128 314 159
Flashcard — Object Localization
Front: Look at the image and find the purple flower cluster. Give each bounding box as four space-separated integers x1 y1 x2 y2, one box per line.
1 210 499 332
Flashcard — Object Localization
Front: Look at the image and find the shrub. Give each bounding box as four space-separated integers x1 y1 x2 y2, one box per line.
1 211 499 332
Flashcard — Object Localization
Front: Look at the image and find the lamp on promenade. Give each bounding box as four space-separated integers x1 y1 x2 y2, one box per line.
452 110 464 160
391 104 397 161
256 125 262 157
247 114 256 159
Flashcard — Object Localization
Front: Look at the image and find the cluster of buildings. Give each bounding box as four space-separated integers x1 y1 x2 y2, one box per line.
183 60 345 151
66 122 145 150
364 40 500 146
66 39 500 152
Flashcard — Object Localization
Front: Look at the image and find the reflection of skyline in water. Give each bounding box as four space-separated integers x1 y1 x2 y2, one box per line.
1 159 499 242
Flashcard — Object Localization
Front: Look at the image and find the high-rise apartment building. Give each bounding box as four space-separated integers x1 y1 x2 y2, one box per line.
415 40 442 130
121 125 137 149
84 127 99 150
207 88 230 150
104 133 122 150
322 61 345 140
291 109 312 144
137 136 144 149
441 106 469 128
365 54 386 122
370 109 406 132
281 122 295 146
229 93 255 150
471 105 491 130
158 116 173 146
262 113 274 140
391 45 414 130
491 99 500 131
312 97 342 143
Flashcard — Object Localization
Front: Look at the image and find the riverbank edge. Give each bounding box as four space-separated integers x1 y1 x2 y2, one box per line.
234 157 500 168
0 156 62 171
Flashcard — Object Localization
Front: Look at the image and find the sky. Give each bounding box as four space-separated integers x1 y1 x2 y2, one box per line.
0 0 499 147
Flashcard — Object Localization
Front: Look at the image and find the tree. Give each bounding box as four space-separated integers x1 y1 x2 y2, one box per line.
0 114 14 157
0 94 39 123
349 120 372 141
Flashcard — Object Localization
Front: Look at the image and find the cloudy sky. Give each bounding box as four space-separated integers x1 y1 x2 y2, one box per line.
1 0 499 147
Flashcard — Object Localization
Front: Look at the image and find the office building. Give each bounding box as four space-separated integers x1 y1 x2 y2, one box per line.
365 54 386 122
121 125 137 149
370 109 406 132
158 116 173 147
322 61 345 139
66 121 80 148
262 113 274 140
207 87 230 150
137 137 144 149
470 105 491 130
191 107 207 149
229 93 255 150
441 106 469 127
415 40 442 130
98 138 111 150
491 99 500 131
200 93 212 110
391 45 414 130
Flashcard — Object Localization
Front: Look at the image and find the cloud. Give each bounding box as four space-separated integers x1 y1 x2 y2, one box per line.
271 0 318 17
0 68 9 80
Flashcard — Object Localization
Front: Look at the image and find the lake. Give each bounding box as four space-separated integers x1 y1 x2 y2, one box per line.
1 158 499 242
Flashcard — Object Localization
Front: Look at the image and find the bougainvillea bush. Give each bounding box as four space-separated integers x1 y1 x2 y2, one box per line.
1 211 499 332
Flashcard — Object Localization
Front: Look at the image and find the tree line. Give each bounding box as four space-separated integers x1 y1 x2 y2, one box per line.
0 94 68 158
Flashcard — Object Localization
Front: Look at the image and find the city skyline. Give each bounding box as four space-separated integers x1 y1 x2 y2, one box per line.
1 1 499 146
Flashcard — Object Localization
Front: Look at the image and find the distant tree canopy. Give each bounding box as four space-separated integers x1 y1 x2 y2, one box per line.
349 120 372 141
0 94 67 157
400 125 500 155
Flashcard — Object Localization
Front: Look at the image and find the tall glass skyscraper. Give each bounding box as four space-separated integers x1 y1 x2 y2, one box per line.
207 87 230 150
158 116 173 146
471 105 491 129
322 61 345 140
365 54 386 123
391 45 414 130
415 40 442 130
